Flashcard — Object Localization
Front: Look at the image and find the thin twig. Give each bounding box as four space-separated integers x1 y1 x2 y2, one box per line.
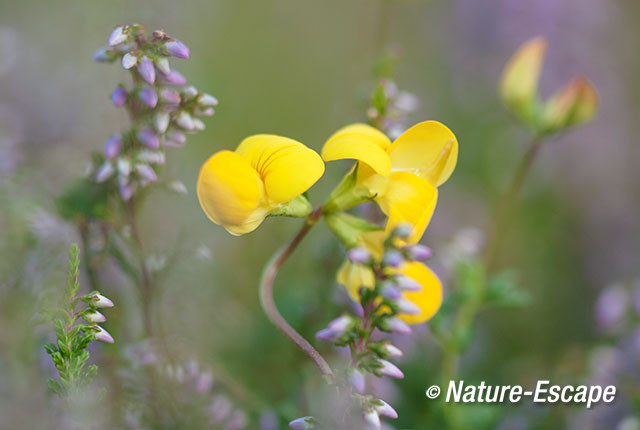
259 207 334 379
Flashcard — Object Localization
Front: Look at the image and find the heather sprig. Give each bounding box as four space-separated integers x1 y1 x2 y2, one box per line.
44 244 115 395
93 23 217 200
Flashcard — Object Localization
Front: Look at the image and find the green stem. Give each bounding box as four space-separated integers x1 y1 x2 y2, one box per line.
259 207 334 379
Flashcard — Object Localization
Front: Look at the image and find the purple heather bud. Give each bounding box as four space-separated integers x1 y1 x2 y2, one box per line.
104 134 122 159
349 368 365 393
91 293 114 308
328 315 352 334
383 343 403 358
95 162 114 182
382 250 404 268
155 57 171 75
93 47 115 62
94 326 114 344
192 118 206 131
108 26 127 46
159 69 187 86
168 130 186 144
159 88 181 104
395 275 422 292
289 417 314 430
122 52 137 69
119 180 134 200
135 163 158 183
165 38 190 59
363 410 381 430
406 244 433 261
83 311 106 323
595 285 628 334
163 139 183 148
111 86 127 107
380 281 402 300
315 328 338 342
182 86 198 99
375 400 398 419
137 150 165 164
377 359 404 379
137 56 156 84
176 111 195 130
392 223 413 239
198 93 219 106
348 247 371 264
210 395 232 423
155 112 170 133
195 107 215 116
195 371 214 394
396 298 421 315
138 86 158 108
137 128 160 149
116 158 131 176
385 317 412 335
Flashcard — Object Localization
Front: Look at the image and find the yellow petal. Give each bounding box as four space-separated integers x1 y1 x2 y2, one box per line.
197 150 267 235
322 123 392 177
396 262 442 324
388 121 458 187
337 260 375 301
236 134 325 204
376 172 438 244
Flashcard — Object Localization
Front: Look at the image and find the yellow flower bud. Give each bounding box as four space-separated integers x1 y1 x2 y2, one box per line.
540 77 598 135
499 37 547 125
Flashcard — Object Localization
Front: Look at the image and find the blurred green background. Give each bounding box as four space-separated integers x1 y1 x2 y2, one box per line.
1 0 639 428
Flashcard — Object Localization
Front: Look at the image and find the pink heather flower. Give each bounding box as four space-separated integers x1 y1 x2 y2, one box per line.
111 86 127 107
137 128 159 149
383 343 403 358
138 86 158 108
315 328 338 342
407 244 433 261
83 311 106 323
165 38 190 59
382 250 404 268
175 111 195 130
155 112 170 133
380 281 402 300
119 180 134 200
167 130 186 144
159 88 181 104
92 294 114 308
108 26 127 46
396 298 421 315
288 417 314 430
197 93 218 106
375 400 398 419
104 134 122 159
395 275 422 291
349 369 365 393
377 359 404 379
348 247 371 264
95 162 114 182
385 317 411 335
135 163 158 182
122 52 137 69
137 56 156 84
94 326 114 344
158 69 187 86
363 410 381 430
155 57 170 75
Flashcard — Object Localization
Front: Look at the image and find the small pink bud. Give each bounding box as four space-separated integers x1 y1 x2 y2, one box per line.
138 86 158 108
160 89 181 104
363 410 381 429
137 128 159 149
347 247 371 264
84 311 106 323
137 56 156 85
95 162 114 183
176 111 195 130
165 38 190 59
155 112 170 133
155 57 170 75
93 47 116 62
108 26 127 46
122 52 137 69
383 343 403 358
135 163 158 183
315 328 337 342
289 417 314 430
328 315 352 334
396 298 421 315
406 244 433 261
383 250 404 268
92 294 114 308
375 400 398 419
395 275 422 291
111 86 127 107
197 93 218 106
378 359 404 379
385 317 412 335
104 134 122 159
349 368 365 393
158 69 187 86
93 326 114 344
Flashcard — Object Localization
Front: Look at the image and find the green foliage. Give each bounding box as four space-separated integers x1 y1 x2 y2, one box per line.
55 175 114 222
44 244 113 396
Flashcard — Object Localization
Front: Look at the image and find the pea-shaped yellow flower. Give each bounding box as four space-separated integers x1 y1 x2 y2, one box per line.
197 134 324 235
322 121 458 243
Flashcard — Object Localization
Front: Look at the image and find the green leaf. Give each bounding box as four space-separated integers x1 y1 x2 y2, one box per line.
44 343 58 355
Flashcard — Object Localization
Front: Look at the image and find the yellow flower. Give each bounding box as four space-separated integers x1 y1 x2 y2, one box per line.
337 259 442 325
322 121 458 243
197 134 324 235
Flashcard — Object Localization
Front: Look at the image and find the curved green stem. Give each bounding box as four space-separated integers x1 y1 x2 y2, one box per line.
259 208 334 379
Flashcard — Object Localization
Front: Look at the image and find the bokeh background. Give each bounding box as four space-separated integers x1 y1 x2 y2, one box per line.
1 0 639 428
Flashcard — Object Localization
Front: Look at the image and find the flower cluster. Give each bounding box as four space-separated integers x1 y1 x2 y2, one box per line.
311 225 437 428
44 244 115 395
93 23 217 200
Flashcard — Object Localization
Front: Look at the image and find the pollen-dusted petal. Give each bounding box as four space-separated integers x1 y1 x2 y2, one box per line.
236 135 325 204
322 123 392 177
196 150 265 234
388 121 458 187
337 260 376 301
395 262 442 324
376 172 438 244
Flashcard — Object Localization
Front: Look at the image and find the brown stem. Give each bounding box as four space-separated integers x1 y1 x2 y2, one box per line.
484 138 543 272
259 208 334 379
126 199 153 337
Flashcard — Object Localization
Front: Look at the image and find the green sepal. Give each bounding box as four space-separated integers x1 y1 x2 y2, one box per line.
270 195 313 218
324 212 382 249
323 167 375 214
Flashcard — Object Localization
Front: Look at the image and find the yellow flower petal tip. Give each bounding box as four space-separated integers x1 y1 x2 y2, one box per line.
389 121 459 187
197 135 324 235
500 36 547 123
397 262 443 325
322 123 392 177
